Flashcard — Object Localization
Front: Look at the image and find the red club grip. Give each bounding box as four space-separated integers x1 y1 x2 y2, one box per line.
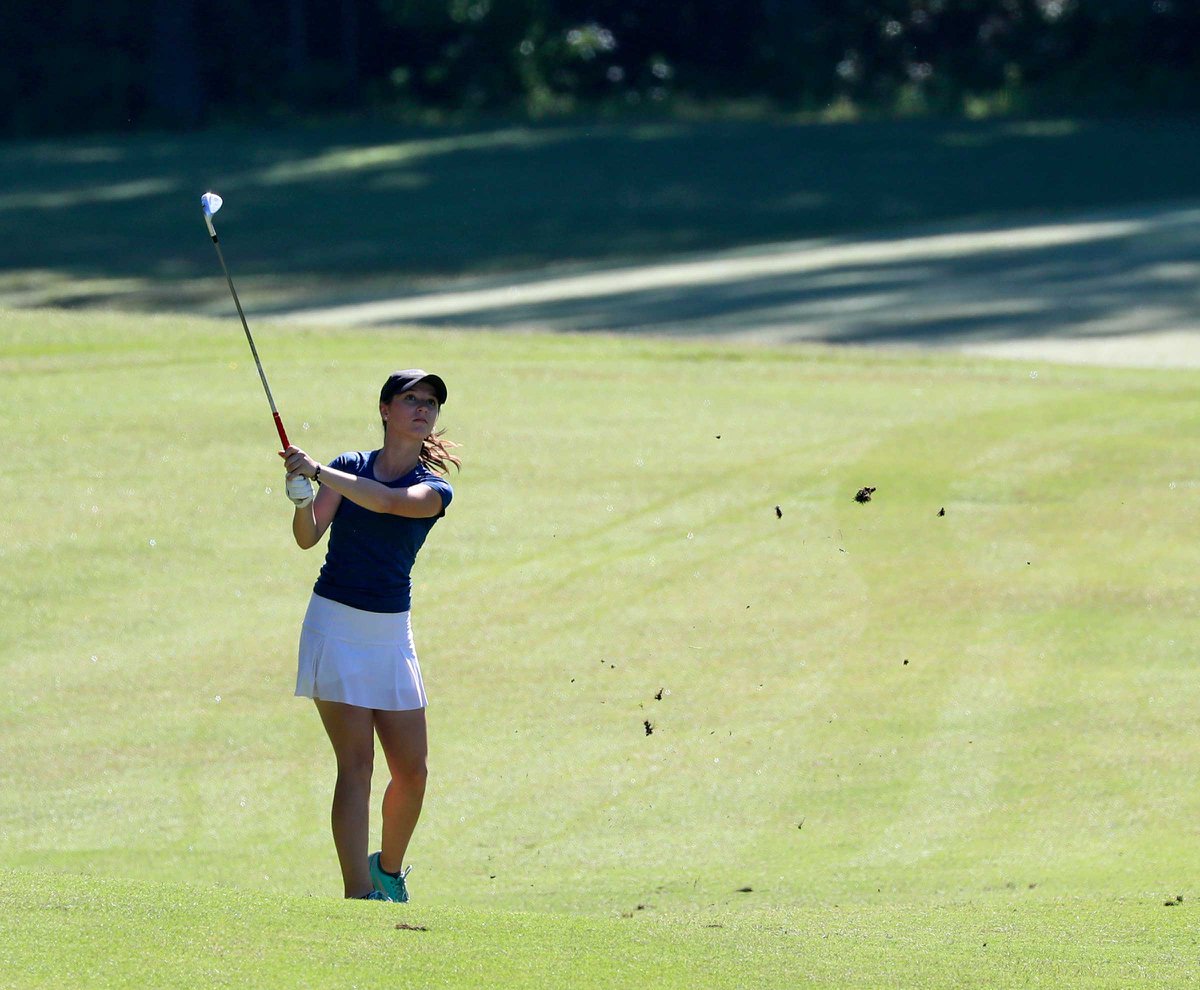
273 412 290 451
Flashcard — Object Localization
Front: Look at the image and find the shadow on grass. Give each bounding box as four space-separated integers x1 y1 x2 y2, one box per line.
276 201 1200 350
2 115 1199 346
2 116 1200 279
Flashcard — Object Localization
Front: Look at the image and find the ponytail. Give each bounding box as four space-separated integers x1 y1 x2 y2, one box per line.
420 430 462 475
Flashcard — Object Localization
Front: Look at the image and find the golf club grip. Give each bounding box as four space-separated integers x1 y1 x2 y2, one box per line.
273 412 290 450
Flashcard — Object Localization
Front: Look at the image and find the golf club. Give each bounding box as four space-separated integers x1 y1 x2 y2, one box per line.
201 191 292 451
202 191 312 506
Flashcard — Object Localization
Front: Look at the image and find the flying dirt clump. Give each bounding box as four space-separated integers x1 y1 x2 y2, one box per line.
854 487 876 503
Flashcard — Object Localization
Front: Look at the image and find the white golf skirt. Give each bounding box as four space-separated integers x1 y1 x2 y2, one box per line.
296 593 428 711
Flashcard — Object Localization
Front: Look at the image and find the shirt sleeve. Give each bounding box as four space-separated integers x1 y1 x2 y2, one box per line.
328 451 364 474
423 477 453 516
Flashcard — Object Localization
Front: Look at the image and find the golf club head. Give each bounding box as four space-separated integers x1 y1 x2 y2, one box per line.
201 191 223 236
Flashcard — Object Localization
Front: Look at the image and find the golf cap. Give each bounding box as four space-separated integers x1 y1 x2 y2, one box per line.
380 369 448 405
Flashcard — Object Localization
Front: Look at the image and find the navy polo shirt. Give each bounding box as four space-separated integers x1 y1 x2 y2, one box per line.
312 450 453 613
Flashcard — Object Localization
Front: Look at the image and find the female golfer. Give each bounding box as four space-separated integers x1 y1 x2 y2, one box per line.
280 369 459 902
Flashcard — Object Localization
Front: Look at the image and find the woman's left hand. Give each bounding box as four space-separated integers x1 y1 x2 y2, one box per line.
280 445 319 480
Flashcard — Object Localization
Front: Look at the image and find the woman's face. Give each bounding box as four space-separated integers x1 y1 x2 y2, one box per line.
382 383 440 440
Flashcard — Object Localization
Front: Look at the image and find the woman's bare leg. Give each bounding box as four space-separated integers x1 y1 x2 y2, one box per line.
373 707 428 874
314 699 376 898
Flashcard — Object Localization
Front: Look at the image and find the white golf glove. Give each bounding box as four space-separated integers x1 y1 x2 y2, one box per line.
286 474 314 508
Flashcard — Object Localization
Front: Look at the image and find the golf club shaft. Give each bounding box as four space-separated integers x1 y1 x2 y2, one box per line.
206 227 291 450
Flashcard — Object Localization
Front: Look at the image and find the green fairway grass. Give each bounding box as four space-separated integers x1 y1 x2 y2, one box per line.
2 308 1198 986
2 871 1195 989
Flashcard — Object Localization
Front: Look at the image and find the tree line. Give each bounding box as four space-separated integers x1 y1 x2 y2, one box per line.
3 0 1197 136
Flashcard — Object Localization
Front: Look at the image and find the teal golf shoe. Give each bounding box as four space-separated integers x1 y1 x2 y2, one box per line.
369 852 412 903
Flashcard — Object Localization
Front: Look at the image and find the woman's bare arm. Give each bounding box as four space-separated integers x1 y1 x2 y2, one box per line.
291 482 343 549
282 446 444 521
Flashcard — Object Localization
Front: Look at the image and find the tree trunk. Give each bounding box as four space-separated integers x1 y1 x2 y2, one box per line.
342 0 360 98
288 0 309 82
151 0 203 127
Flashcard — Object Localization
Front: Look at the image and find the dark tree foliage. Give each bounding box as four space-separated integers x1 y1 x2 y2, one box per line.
1 0 1197 136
